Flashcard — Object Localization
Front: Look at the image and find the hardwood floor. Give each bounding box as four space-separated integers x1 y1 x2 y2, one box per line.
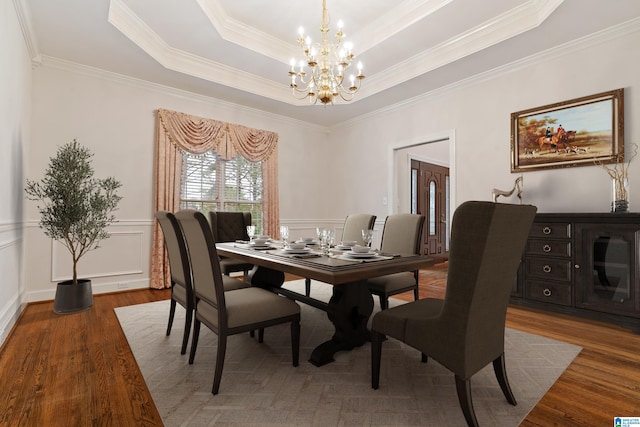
1 266 638 426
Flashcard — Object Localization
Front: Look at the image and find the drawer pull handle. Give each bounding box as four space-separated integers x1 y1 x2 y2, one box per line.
543 244 552 253
543 288 552 297
543 265 552 273
543 226 552 235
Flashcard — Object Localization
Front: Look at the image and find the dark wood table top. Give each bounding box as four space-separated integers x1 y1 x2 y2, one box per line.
216 242 434 285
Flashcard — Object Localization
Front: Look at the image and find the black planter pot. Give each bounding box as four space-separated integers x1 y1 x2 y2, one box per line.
53 279 93 314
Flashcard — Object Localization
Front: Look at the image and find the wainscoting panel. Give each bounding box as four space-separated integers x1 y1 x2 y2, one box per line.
51 231 144 282
0 223 24 346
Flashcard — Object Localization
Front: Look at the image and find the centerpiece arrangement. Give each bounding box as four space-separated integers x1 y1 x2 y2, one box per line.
597 143 637 213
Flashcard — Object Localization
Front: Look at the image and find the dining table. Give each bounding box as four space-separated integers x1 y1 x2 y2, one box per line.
216 241 435 366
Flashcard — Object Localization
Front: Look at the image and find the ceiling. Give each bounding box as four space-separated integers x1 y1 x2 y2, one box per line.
23 0 640 127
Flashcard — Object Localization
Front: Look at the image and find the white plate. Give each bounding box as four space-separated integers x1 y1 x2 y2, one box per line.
282 247 311 254
249 243 272 249
296 240 318 245
343 251 378 258
335 245 354 250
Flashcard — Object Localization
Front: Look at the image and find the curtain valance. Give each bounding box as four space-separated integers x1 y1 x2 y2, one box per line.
156 108 278 162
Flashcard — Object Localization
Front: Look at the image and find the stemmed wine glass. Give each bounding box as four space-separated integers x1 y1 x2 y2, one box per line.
362 229 374 247
280 225 289 248
246 225 256 242
321 228 335 256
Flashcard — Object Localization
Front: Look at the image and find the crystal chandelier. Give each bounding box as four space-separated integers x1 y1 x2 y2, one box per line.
288 0 365 105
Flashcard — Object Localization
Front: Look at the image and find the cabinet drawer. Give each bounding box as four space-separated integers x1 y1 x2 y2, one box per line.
525 257 572 281
529 222 571 239
526 280 572 306
526 239 571 257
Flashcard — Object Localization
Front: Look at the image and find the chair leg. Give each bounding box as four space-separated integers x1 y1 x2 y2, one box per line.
180 307 193 355
258 328 264 343
413 270 420 302
166 299 176 336
188 319 201 365
291 318 300 367
212 334 227 395
379 295 388 310
493 354 517 406
305 278 311 297
371 331 383 389
455 375 479 427
421 353 428 363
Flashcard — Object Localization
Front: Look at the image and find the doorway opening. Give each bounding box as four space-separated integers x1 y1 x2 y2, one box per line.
389 131 454 261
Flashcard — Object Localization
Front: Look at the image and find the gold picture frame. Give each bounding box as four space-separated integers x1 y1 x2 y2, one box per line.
510 88 624 172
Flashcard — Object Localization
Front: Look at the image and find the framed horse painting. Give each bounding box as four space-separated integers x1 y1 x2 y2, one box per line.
510 88 624 172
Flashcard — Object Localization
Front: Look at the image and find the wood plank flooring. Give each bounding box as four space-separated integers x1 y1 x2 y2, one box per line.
1 265 638 426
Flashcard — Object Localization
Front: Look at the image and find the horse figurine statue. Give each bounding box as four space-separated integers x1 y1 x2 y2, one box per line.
492 176 523 203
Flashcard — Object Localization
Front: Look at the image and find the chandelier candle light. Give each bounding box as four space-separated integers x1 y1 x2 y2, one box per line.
289 0 364 105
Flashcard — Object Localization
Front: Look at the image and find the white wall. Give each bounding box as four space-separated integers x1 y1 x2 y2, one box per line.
17 16 640 311
331 22 640 219
1 0 32 345
25 61 331 301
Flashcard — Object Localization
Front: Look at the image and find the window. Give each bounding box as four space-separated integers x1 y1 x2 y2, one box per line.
180 151 263 229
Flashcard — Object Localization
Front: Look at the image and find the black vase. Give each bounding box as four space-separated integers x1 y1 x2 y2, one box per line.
53 279 93 314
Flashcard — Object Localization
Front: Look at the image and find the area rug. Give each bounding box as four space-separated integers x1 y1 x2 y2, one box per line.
115 280 581 426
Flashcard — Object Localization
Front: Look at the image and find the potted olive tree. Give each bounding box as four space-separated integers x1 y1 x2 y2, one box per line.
25 139 122 313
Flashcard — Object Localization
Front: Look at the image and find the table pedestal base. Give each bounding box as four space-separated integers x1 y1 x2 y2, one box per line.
248 265 375 367
309 280 374 367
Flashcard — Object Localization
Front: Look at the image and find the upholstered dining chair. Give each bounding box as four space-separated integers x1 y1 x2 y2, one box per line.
371 201 537 427
175 210 301 395
365 213 425 309
155 211 249 355
304 213 377 297
209 211 254 278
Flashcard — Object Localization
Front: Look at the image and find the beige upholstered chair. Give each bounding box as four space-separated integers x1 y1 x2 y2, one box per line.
209 211 254 277
366 213 425 309
341 213 377 245
175 210 301 395
304 213 376 296
371 201 537 427
156 211 248 354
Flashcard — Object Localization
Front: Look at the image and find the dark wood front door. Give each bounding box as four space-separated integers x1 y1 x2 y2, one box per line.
411 160 449 259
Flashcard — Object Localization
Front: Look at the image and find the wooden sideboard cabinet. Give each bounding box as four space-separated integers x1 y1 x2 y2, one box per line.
511 212 640 333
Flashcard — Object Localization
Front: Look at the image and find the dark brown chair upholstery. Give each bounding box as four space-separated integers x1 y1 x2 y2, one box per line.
366 213 425 309
304 213 376 297
155 211 248 355
209 211 254 277
371 201 537 427
175 210 301 395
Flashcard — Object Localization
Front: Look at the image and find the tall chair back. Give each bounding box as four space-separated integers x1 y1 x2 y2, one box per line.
379 213 424 255
209 211 252 242
371 201 537 426
341 213 377 245
175 209 300 395
209 211 254 277
155 211 194 354
178 211 224 314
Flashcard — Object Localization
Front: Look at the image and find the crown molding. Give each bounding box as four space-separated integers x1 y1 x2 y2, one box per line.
196 0 295 64
108 0 298 105
12 0 41 66
108 0 565 105
335 16 640 130
38 55 328 132
362 0 563 97
353 0 454 55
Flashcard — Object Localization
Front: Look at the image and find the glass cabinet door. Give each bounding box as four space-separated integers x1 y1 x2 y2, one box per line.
575 224 640 317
